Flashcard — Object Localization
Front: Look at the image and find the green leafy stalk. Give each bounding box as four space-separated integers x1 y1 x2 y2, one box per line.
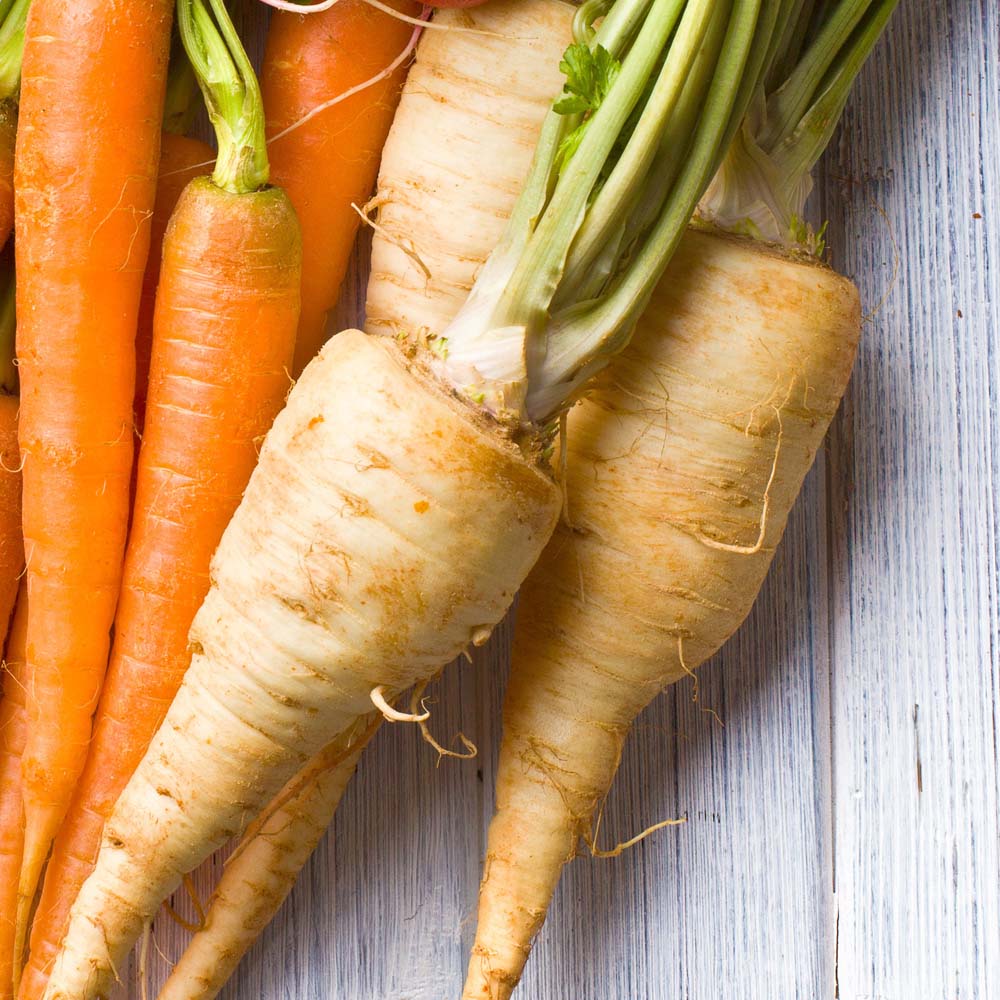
177 0 267 193
700 0 898 250
0 0 29 102
438 0 781 425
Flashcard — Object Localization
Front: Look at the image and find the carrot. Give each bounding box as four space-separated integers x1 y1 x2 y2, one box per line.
12 0 174 963
156 717 378 1000
133 131 214 436
43 0 783 994
0 262 19 643
0 588 27 1000
17 4 301 996
262 0 420 375
133 53 214 435
0 260 23 1000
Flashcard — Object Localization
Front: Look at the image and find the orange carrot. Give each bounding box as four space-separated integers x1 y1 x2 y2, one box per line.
0 588 27 1000
17 4 301 994
133 132 213 435
262 0 419 375
12 0 174 972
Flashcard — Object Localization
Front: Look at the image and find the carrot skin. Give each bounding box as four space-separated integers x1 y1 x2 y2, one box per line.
0 589 28 1000
12 0 173 934
18 176 301 1000
133 133 214 435
262 0 419 375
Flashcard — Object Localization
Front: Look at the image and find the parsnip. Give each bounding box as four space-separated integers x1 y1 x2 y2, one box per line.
156 719 377 1000
156 1 892 996
42 0 786 993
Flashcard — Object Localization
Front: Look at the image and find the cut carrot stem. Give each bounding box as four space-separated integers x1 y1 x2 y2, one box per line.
17 2 300 995
12 0 174 983
0 587 28 1000
262 0 420 375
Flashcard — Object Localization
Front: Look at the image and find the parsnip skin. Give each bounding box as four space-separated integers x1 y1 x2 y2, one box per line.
365 0 572 339
369 7 862 994
43 332 560 1000
156 720 375 1000
463 231 861 999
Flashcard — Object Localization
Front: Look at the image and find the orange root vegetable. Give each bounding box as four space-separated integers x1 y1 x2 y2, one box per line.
18 178 302 1000
133 132 214 435
18 3 302 992
0 390 21 641
262 0 420 375
0 101 14 251
12 0 173 958
0 589 28 1000
156 718 378 1000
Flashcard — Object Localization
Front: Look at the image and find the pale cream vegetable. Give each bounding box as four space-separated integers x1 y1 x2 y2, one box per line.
43 0 779 994
152 1 893 995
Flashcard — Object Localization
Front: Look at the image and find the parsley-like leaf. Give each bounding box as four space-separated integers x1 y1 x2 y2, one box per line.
553 42 621 172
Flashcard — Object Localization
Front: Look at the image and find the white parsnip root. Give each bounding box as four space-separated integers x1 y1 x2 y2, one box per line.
463 231 860 998
366 5 865 997
156 717 378 1000
44 331 560 1000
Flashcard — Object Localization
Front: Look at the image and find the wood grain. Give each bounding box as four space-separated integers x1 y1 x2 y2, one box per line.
118 1 999 997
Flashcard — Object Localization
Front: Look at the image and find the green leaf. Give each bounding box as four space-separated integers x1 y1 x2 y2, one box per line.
553 42 622 174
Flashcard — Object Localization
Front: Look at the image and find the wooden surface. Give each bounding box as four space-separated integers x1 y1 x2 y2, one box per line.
126 2 1000 998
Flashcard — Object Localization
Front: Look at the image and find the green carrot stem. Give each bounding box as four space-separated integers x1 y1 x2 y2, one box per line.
177 0 268 193
0 0 29 102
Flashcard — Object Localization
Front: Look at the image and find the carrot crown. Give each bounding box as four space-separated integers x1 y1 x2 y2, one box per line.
0 0 29 101
432 0 784 428
699 0 899 252
177 0 268 194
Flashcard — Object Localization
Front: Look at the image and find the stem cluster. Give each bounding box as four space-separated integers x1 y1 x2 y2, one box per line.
439 0 785 426
700 0 899 250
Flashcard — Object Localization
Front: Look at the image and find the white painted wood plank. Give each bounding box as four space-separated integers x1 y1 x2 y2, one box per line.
820 0 1000 997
